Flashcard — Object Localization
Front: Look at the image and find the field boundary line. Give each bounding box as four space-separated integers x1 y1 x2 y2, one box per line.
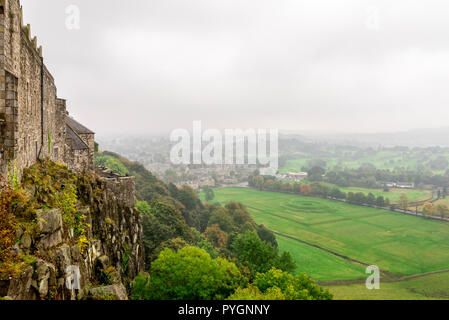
318 269 449 286
271 230 396 276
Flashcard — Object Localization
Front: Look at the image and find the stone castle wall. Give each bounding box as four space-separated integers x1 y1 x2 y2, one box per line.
0 0 87 179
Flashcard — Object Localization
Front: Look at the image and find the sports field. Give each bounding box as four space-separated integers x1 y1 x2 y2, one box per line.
205 188 449 283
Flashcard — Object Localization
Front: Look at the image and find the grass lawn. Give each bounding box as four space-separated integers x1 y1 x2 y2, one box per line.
204 188 449 280
326 272 449 300
276 236 367 282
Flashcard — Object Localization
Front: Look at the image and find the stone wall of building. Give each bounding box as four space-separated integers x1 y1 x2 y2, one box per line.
0 0 88 179
64 143 90 173
78 133 95 170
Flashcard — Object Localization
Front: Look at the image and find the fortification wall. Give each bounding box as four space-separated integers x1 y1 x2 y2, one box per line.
0 0 67 178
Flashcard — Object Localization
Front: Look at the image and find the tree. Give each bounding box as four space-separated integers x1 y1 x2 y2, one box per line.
300 184 312 195
399 194 409 211
208 207 235 233
164 169 179 183
225 202 253 227
131 272 152 300
141 200 194 264
422 202 434 217
147 246 246 300
376 196 385 207
367 193 376 206
436 204 449 219
203 186 215 202
254 176 264 190
308 167 325 181
232 231 296 277
228 285 286 300
204 224 228 248
252 268 332 300
136 200 151 214
151 237 189 261
177 186 198 211
429 156 449 170
257 225 278 248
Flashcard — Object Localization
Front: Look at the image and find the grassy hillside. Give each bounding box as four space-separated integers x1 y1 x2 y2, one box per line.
204 188 449 279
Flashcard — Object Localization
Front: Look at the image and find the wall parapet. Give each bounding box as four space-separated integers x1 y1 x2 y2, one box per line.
96 166 136 208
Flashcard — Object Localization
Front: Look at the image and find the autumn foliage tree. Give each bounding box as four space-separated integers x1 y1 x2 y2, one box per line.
300 184 312 195
204 224 228 248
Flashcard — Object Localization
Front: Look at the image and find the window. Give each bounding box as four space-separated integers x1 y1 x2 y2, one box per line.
54 147 59 160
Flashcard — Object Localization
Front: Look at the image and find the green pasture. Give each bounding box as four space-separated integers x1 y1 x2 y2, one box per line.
327 272 449 300
204 188 449 280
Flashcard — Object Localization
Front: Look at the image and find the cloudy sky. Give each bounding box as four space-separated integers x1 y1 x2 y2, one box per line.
21 0 449 136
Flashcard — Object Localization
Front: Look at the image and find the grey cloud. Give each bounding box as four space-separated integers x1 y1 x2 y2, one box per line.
21 0 449 136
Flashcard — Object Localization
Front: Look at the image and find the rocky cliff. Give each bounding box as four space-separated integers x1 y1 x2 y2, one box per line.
0 162 145 300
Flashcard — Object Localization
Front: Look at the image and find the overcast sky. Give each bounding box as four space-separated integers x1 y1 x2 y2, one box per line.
21 0 449 136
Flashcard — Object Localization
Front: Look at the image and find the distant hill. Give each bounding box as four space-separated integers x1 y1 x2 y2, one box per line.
287 127 449 148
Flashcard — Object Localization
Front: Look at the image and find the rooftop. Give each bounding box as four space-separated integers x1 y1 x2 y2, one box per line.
66 116 95 135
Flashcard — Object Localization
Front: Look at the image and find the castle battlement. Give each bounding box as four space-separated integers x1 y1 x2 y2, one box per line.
0 0 95 179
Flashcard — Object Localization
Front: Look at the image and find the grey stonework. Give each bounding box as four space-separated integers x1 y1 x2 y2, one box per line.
0 0 95 179
1 175 145 300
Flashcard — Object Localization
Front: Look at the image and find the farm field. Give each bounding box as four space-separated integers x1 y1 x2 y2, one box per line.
317 182 432 204
326 272 449 300
205 188 449 281
275 236 367 282
279 152 449 174
285 180 432 204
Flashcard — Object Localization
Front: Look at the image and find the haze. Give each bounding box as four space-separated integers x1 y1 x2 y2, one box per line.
21 0 449 137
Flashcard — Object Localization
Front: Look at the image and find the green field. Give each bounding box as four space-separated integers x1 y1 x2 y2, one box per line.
205 188 449 282
275 236 367 282
327 272 449 300
317 183 432 204
279 151 449 174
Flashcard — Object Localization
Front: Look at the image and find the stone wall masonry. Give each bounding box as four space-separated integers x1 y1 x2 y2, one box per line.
0 0 70 179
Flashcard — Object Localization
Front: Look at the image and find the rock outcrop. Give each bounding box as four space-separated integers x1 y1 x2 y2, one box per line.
0 171 145 300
